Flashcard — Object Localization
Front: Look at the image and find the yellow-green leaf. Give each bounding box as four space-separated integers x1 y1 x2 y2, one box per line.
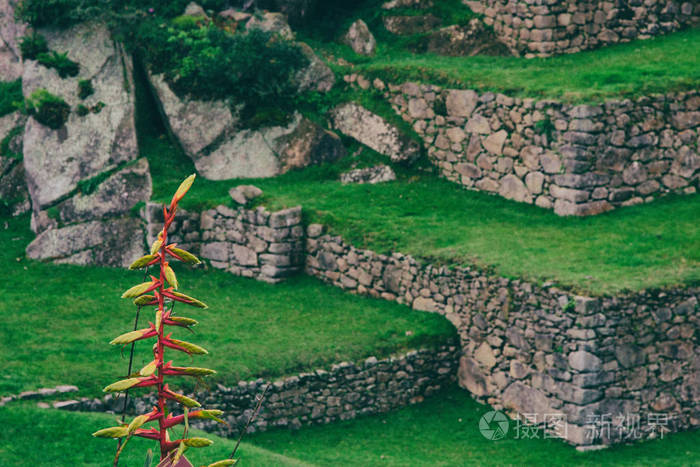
173 441 188 464
133 295 155 306
170 247 201 265
169 316 198 327
169 391 201 408
139 360 157 377
171 291 207 309
129 254 157 270
128 414 150 434
207 460 237 467
103 378 141 393
170 338 208 355
178 367 216 377
173 174 196 203
155 309 163 332
183 437 213 448
110 328 151 345
150 238 163 256
164 265 178 289
121 282 153 299
192 409 226 425
92 426 128 438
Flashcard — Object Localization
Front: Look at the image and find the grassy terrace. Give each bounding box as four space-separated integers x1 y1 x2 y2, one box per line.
144 123 699 295
302 4 700 102
5 388 700 466
0 216 453 396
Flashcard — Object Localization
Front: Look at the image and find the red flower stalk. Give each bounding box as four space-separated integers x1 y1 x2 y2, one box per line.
93 175 234 467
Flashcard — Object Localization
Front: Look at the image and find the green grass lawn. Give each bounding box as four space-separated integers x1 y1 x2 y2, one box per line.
251 384 700 467
0 215 453 396
5 386 700 466
0 404 309 467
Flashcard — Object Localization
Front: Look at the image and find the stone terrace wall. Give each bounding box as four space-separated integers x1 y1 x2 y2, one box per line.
305 227 700 445
60 345 459 436
465 0 700 57
385 81 699 216
143 202 305 283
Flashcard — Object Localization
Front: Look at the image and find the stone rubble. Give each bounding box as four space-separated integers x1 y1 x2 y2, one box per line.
340 165 397 184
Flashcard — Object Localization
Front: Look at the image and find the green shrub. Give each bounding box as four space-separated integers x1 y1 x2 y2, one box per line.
19 32 48 60
75 104 89 116
26 88 70 129
0 80 23 117
36 51 80 78
136 21 308 126
77 79 94 99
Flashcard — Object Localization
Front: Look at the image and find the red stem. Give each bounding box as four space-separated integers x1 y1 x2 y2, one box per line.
157 209 170 459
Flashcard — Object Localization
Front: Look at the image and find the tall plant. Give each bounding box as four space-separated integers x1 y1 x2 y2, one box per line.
93 175 233 467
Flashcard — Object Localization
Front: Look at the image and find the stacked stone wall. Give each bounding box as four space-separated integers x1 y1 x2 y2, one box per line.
385 81 699 216
465 0 700 57
143 202 305 283
59 345 459 436
305 227 700 445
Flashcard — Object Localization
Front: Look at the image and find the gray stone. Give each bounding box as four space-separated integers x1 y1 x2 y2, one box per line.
498 174 532 203
23 22 138 209
446 90 478 118
201 242 229 262
383 14 442 35
49 158 152 228
246 12 294 39
614 344 645 368
458 357 489 397
331 102 420 163
296 42 335 93
232 244 257 266
342 20 376 55
622 162 648 185
465 114 491 134
502 381 552 415
340 165 396 184
483 130 508 155
550 185 589 203
525 171 544 194
568 350 602 372
540 151 562 174
26 217 144 267
475 342 497 369
0 0 26 81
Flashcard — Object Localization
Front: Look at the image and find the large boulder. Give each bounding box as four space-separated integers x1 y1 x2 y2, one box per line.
0 111 29 215
0 0 26 81
188 113 345 180
330 102 420 163
22 22 139 210
296 42 335 92
26 216 145 268
246 11 294 39
21 22 150 267
148 74 344 180
341 20 376 56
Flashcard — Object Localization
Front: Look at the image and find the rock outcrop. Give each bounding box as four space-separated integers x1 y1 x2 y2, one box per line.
342 20 376 56
22 22 149 267
22 22 139 210
148 72 345 180
330 102 420 163
0 0 25 81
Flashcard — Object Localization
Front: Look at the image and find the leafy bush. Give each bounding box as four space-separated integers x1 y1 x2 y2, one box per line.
77 79 94 99
19 32 48 59
75 103 89 116
136 21 308 125
36 51 80 78
26 88 70 129
0 80 23 117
